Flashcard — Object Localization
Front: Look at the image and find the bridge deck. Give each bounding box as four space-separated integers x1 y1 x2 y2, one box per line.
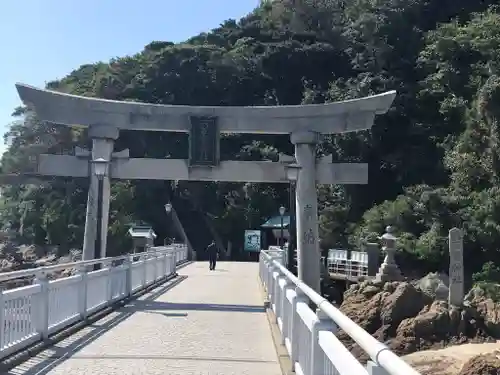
7 262 282 375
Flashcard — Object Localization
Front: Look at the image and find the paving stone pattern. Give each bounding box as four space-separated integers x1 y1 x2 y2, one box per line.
8 262 282 375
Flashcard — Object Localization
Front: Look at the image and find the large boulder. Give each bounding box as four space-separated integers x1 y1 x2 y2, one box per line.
340 281 431 334
0 258 15 272
474 299 500 337
57 248 83 264
18 244 47 261
380 282 432 326
415 272 450 298
397 301 453 338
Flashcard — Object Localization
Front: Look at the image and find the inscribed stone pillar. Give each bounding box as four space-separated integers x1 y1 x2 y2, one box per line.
364 242 380 277
448 227 464 306
291 131 321 293
82 125 119 261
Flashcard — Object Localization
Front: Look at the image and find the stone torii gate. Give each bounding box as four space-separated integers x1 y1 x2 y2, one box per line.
15 83 396 292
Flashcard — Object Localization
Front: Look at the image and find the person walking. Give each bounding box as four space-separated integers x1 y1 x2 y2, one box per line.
207 240 218 270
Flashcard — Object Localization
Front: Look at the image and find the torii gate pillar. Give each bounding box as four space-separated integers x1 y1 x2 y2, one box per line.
82 125 119 262
291 131 321 292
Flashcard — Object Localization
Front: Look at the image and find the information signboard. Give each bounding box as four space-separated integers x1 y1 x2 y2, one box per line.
244 230 261 252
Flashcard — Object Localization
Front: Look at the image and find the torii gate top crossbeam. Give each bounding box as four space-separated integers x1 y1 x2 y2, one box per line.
15 84 396 134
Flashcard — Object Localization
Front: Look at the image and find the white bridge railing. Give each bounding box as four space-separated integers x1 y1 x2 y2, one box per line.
327 249 369 278
0 244 188 360
270 246 370 279
260 250 420 375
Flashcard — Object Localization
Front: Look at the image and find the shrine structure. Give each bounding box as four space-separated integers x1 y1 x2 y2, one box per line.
14 83 396 292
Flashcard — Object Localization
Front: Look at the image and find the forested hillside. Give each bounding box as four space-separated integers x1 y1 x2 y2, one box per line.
2 0 500 281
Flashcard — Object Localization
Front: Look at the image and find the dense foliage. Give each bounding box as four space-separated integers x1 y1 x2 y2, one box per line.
2 0 500 280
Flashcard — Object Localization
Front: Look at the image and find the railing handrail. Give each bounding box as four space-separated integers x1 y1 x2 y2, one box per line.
261 250 420 375
0 246 181 283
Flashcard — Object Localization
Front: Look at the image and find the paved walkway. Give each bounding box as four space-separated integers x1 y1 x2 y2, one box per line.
8 262 282 375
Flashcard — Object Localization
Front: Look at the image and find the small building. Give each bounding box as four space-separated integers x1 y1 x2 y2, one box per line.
260 215 290 249
128 225 157 253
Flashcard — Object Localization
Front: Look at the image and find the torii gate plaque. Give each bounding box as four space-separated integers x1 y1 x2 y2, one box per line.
15 83 396 292
189 116 219 166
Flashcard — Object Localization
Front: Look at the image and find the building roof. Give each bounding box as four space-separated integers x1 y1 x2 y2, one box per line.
261 215 290 229
128 226 157 239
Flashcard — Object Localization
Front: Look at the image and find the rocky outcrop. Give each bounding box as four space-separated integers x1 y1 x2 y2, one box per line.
404 342 500 375
0 242 82 289
458 353 500 375
336 278 499 362
464 284 500 339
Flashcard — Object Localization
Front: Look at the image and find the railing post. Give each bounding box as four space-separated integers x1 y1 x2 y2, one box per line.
259 253 263 282
281 280 294 345
367 361 390 375
261 256 268 289
163 252 170 278
165 253 172 276
124 256 132 298
266 258 273 290
103 260 113 304
34 270 49 340
0 290 5 348
291 287 308 370
273 267 284 320
265 259 272 298
265 258 272 293
311 308 337 375
263 255 268 284
152 250 158 282
76 265 88 320
264 255 270 287
269 261 279 307
142 253 148 287
163 252 168 275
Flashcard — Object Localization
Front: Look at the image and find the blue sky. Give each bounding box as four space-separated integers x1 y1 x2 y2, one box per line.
0 0 258 155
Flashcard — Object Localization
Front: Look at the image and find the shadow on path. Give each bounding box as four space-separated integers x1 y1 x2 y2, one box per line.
54 354 277 364
128 300 266 313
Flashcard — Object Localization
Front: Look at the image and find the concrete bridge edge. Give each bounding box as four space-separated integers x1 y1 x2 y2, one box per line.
258 277 294 375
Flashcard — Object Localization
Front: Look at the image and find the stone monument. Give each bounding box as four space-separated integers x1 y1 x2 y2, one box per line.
364 242 381 277
448 227 464 306
14 83 397 293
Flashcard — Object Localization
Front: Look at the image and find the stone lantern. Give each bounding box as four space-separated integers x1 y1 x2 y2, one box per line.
375 226 403 282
